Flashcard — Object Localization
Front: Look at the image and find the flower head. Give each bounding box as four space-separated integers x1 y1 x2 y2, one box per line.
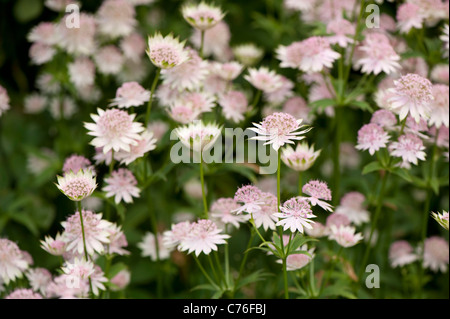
423 236 449 273
62 155 93 175
210 198 250 230
103 168 140 204
68 57 95 89
428 84 449 129
0 85 10 117
282 142 321 172
218 90 248 123
96 0 136 38
274 197 316 233
356 123 390 155
0 239 30 285
163 221 193 250
244 67 283 93
431 211 449 230
326 18 355 48
211 61 244 81
5 288 43 299
389 133 426 167
115 130 157 165
175 121 221 153
110 82 150 109
251 192 279 231
138 232 172 261
249 112 312 151
182 2 225 31
370 109 397 131
232 43 264 66
56 169 97 201
40 233 67 256
328 225 363 248
147 33 189 69
302 180 333 212
26 268 52 296
233 185 264 215
397 3 424 34
335 192 370 226
389 240 419 268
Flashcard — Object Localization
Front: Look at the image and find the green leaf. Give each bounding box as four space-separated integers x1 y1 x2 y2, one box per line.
310 98 336 112
235 270 273 290
350 100 374 113
321 284 357 299
391 167 413 183
429 177 440 195
287 234 317 255
362 161 383 175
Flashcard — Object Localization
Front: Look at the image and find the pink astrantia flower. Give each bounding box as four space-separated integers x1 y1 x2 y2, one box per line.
55 169 97 201
68 57 95 89
0 239 30 285
276 37 340 74
168 104 200 124
274 197 316 233
29 42 55 65
302 180 333 212
40 233 67 256
24 93 47 114
110 269 131 291
138 232 172 261
94 45 124 75
147 33 189 69
106 224 130 256
181 2 225 31
96 0 136 38
389 240 419 268
370 109 398 131
244 67 283 93
356 123 390 155
103 168 141 204
0 85 10 117
326 213 351 231
120 33 146 62
389 133 427 167
58 13 96 56
264 75 295 106
249 112 312 151
163 221 193 250
5 288 43 299
282 142 321 172
431 64 449 84
85 108 145 154
218 90 248 123
305 222 327 238
115 130 157 165
397 3 424 34
110 82 150 109
335 192 370 226
233 185 265 215
328 225 363 248
178 219 230 256
61 210 112 256
440 24 449 58
428 84 449 129
161 47 209 91
251 192 279 231
25 268 52 296
423 236 449 273
210 198 250 229
212 61 244 81
354 33 401 75
283 96 314 124
175 121 222 152
62 154 93 175
191 21 231 61
178 91 216 115
27 22 58 45
388 73 434 123
326 18 355 48
277 244 315 271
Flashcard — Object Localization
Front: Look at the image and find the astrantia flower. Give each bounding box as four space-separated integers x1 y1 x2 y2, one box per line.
440 24 449 58
325 213 351 231
251 192 279 231
210 198 250 230
335 192 370 226
58 13 96 56
389 240 419 268
428 84 449 129
147 33 189 69
283 96 314 124
110 82 150 109
329 225 363 248
233 185 264 215
232 43 264 67
40 233 67 256
163 221 192 250
302 180 333 212
49 97 77 120
29 42 56 65
326 18 355 48
370 109 398 131
284 0 314 12
115 130 157 165
55 169 96 201
356 123 390 155
249 112 312 151
120 33 146 62
276 37 340 74
278 245 315 271
103 168 140 204
181 2 225 31
168 104 200 124
191 21 231 61
24 93 47 114
138 232 171 261
354 33 401 75
0 239 30 285
96 0 136 38
179 91 216 114
62 154 93 175
178 219 230 256
0 85 10 117
5 288 43 299
397 3 424 34
305 222 327 238
218 90 248 123
61 258 95 281
175 121 221 152
431 211 449 230
68 57 95 89
94 45 124 75
264 75 295 106
26 268 52 296
46 274 89 299
27 22 58 45
212 61 244 81
423 236 449 273
85 108 145 154
61 210 112 256
106 224 129 256
244 67 283 93
282 142 321 172
389 133 426 167
388 73 434 123
431 64 449 84
90 266 108 296
110 269 130 291
160 47 208 91
274 197 316 233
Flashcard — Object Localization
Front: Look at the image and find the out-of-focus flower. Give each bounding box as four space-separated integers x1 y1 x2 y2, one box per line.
431 211 449 230
370 109 398 131
428 84 449 129
249 112 311 151
264 75 295 106
55 169 96 201
282 142 321 172
284 0 314 12
244 67 283 94
96 0 136 38
45 0 79 12
40 233 67 256
26 268 52 296
120 33 146 62
94 45 124 75
138 232 172 261
302 180 333 212
0 85 10 117
27 22 59 45
210 198 250 230
181 2 225 31
335 192 370 226
68 57 95 89
389 133 427 167
147 33 189 69
211 61 244 81
110 269 131 291
115 130 157 165
218 90 248 123
326 18 355 48
49 97 77 120
110 82 150 109
423 236 449 273
0 239 30 285
305 222 327 238
175 121 222 152
274 197 316 233
329 225 363 248
24 93 47 114
441 24 449 58
356 123 390 155
103 168 140 204
232 43 264 67
29 42 56 65
106 224 130 256
277 245 315 271
62 154 93 175
57 13 96 56
431 64 449 84
163 221 192 250
389 240 419 268
397 3 424 34
5 288 43 299
191 21 231 61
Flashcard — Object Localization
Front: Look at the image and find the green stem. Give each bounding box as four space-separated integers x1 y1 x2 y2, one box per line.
320 246 344 295
148 191 162 298
252 90 262 109
199 30 205 59
332 107 342 205
208 254 220 284
200 152 208 219
76 201 93 297
145 68 161 126
224 226 231 288
193 255 219 290
233 228 255 297
309 257 317 297
282 257 289 299
298 171 303 196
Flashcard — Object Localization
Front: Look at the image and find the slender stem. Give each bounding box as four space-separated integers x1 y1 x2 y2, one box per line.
332 107 342 205
309 257 317 297
148 191 162 298
224 226 230 288
145 68 161 126
282 257 289 299
213 251 226 286
290 273 307 296
200 152 208 219
233 228 255 296
277 151 281 210
76 201 93 297
208 254 220 284
199 30 205 59
252 90 262 109
193 255 219 290
298 171 303 196
320 246 344 295
102 254 113 299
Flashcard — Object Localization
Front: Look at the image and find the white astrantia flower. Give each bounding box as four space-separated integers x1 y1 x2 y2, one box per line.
103 168 141 204
181 1 225 31
232 43 264 67
281 142 321 172
244 67 283 93
0 239 30 285
110 81 151 109
389 240 419 268
138 232 172 261
175 121 222 153
328 225 363 248
55 169 97 201
115 130 157 165
249 112 312 151
147 33 189 69
274 197 316 233
431 211 449 230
